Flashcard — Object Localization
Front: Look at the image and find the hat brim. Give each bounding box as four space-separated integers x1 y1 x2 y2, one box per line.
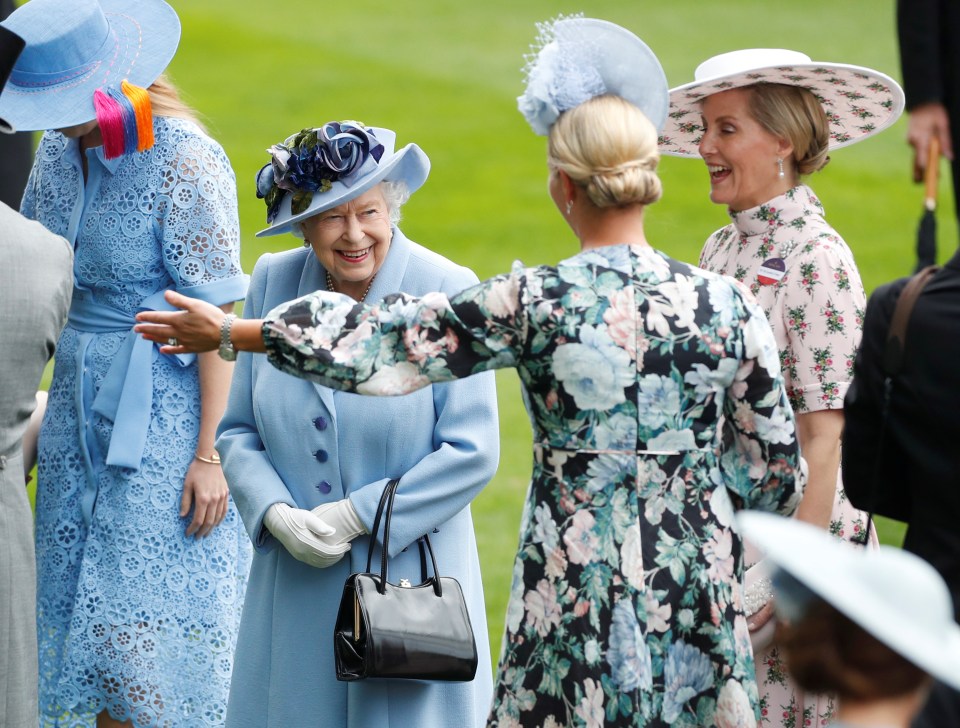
659 62 904 158
0 0 180 131
256 142 430 238
739 512 960 691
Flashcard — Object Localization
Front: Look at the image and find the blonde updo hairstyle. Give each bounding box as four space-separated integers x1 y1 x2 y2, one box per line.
548 94 662 209
747 82 831 175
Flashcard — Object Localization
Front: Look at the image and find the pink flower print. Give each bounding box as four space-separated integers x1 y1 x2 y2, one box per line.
704 528 734 583
574 678 605 728
545 547 568 580
564 509 600 565
523 579 562 637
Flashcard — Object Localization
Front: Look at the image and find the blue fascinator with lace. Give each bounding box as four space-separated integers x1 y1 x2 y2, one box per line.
518 16 669 135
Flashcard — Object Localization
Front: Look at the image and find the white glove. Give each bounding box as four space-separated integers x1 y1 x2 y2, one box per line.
263 502 350 568
311 498 368 546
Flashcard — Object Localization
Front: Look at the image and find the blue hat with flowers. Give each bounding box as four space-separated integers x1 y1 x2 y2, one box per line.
518 16 669 136
0 0 180 132
255 121 430 238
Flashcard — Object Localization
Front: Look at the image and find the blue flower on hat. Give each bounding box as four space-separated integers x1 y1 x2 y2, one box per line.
256 121 385 223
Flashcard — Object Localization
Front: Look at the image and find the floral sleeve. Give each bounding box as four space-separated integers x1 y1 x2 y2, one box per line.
263 269 527 394
781 239 865 412
719 292 805 515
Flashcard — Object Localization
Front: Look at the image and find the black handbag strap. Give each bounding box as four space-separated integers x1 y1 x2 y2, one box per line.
364 479 443 596
859 264 940 544
882 265 939 376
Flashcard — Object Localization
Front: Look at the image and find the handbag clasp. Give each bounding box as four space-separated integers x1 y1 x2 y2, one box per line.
399 578 411 587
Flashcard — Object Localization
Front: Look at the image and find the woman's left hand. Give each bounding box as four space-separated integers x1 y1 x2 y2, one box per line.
135 290 225 354
181 458 229 538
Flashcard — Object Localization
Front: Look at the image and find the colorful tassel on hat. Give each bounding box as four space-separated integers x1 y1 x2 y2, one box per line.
93 88 126 159
121 80 155 152
92 81 155 160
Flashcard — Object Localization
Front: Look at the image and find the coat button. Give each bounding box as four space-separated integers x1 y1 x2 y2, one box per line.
313 416 327 431
314 449 329 463
316 480 332 494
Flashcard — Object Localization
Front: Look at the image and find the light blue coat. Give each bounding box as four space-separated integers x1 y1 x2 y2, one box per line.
217 229 499 728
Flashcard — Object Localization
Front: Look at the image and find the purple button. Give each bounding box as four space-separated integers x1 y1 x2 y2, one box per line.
314 449 329 463
316 480 332 494
313 416 328 431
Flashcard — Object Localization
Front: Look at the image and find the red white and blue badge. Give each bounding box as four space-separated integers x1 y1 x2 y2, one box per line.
756 258 786 286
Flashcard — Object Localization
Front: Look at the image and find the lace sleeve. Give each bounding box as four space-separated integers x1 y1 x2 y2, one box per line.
154 120 244 297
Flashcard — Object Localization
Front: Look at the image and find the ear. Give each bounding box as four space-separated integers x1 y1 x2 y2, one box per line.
557 169 578 204
776 136 795 161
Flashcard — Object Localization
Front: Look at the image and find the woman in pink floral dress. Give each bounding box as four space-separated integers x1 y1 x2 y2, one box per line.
660 49 905 727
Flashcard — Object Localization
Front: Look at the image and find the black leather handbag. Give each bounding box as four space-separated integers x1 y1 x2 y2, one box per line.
333 479 479 682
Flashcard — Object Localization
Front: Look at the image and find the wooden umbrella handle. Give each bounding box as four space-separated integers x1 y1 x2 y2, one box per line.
925 135 940 210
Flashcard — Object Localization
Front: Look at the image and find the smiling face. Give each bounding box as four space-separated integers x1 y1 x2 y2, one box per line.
300 185 393 300
698 88 794 212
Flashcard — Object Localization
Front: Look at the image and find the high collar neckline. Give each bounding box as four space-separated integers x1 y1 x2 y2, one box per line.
728 184 825 238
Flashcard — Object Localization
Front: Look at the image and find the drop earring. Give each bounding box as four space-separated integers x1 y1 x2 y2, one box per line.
777 157 785 179
565 200 573 215
302 236 311 249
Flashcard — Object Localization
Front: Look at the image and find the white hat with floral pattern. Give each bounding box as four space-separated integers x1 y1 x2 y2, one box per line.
659 48 904 158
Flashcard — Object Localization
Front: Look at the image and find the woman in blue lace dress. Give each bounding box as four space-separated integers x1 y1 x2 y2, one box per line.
138 19 805 726
1 1 251 726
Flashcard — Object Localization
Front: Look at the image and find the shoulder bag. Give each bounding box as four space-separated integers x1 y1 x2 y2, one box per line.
851 264 940 539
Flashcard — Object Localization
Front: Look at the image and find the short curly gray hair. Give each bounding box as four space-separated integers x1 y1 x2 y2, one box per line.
291 180 410 239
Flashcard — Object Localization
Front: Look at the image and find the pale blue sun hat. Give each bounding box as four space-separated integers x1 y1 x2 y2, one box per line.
517 16 669 135
739 512 960 691
255 122 430 238
0 0 180 132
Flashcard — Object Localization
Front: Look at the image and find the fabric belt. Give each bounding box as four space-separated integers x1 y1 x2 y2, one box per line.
67 287 195 524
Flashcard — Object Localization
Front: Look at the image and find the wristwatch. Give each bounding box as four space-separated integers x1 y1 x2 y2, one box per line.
219 313 237 361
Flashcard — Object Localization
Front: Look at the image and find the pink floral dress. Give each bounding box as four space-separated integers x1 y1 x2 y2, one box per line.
699 185 873 727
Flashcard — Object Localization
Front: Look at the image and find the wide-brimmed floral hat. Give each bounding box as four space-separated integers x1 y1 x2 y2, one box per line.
517 16 668 135
0 26 25 133
739 512 960 691
0 0 180 132
659 48 904 158
255 121 430 238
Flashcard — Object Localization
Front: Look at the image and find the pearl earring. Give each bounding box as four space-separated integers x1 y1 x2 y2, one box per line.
302 237 311 248
777 157 785 179
565 200 573 215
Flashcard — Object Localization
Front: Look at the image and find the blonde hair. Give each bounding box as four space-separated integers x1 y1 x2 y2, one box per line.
547 94 662 208
747 83 830 175
147 73 205 132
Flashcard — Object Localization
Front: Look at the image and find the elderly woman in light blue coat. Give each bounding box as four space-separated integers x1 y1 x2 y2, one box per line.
215 123 499 728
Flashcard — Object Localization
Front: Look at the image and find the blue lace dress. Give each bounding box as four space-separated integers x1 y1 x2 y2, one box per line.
22 117 252 728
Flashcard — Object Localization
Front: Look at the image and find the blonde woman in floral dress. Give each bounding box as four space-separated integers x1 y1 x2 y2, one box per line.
660 49 905 726
138 19 807 727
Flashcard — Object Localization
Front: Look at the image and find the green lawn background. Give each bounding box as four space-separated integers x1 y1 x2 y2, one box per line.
37 0 955 669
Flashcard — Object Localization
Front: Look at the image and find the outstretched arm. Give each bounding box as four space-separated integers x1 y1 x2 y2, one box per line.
136 290 266 353
138 271 527 394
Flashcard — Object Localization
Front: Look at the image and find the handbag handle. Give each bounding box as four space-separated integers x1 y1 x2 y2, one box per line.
365 479 399 576
364 479 443 597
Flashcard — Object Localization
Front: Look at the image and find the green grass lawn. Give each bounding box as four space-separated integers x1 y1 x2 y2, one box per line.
33 0 945 669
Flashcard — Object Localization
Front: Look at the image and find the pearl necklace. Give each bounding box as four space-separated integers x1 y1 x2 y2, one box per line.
326 271 375 302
